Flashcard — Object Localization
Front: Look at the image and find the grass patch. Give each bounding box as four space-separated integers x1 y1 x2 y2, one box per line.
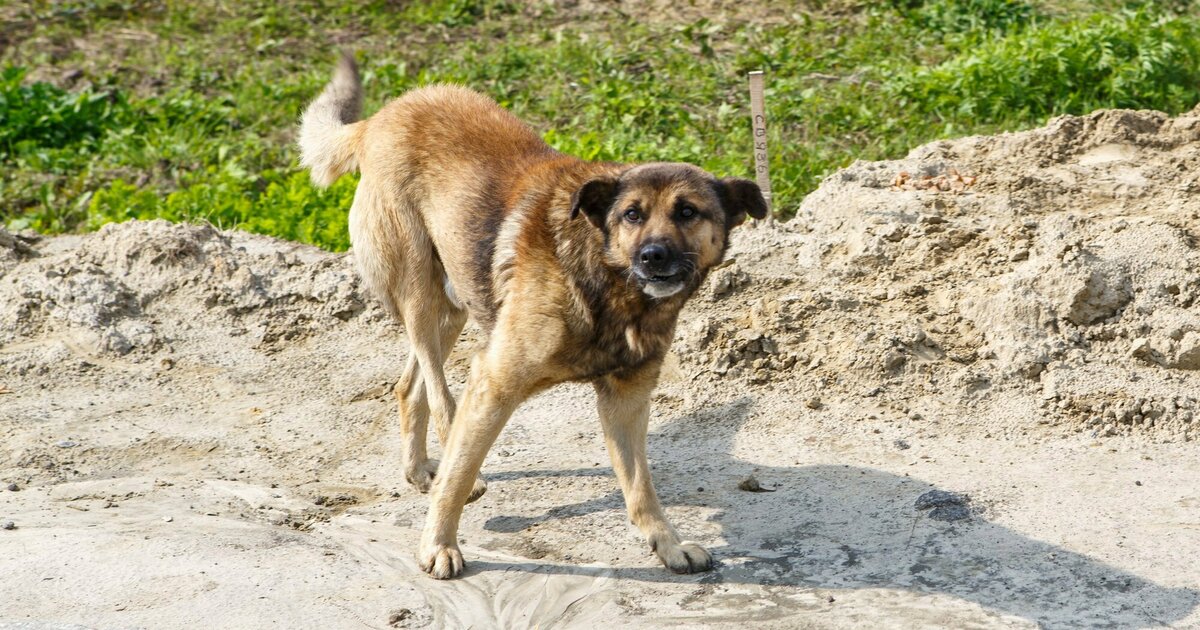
2 0 1199 250
890 8 1200 122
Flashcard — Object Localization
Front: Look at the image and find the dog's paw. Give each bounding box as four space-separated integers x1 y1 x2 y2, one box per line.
404 461 487 502
656 541 714 574
418 542 464 579
404 460 439 494
465 477 488 504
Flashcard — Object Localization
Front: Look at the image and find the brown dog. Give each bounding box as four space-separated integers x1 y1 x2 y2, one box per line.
299 53 766 579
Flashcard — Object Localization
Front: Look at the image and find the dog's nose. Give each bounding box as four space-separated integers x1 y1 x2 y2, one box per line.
639 243 669 267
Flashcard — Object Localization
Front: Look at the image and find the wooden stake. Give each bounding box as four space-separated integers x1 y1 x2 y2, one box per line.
748 70 773 221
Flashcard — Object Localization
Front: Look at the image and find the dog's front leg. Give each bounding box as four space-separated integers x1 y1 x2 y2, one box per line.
418 354 523 579
595 365 714 574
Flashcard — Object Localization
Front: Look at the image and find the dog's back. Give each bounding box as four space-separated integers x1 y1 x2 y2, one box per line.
298 53 572 328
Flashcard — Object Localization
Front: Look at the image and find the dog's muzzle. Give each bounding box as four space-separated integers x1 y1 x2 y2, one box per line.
635 243 687 298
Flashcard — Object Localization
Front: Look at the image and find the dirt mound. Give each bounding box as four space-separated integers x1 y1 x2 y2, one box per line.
0 220 369 360
680 105 1200 441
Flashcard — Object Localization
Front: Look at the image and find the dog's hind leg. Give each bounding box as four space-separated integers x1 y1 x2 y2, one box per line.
395 351 432 490
395 300 467 493
348 185 470 498
399 293 489 503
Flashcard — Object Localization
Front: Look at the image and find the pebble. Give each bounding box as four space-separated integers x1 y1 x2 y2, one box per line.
894 439 911 450
1 521 14 530
162 516 174 522
882 350 907 371
915 489 971 522
5 483 17 492
805 397 822 410
737 475 775 493
55 440 78 448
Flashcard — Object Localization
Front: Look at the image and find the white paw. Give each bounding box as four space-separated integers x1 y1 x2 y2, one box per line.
404 459 439 494
466 477 488 504
405 460 486 502
656 541 714 574
418 542 464 579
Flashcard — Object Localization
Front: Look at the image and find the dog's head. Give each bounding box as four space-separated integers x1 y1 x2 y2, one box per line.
570 163 768 299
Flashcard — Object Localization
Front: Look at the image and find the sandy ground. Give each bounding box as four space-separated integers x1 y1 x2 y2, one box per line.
2 107 1200 629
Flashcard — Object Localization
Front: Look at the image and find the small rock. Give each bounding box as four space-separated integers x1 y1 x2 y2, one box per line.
5 483 18 492
708 266 749 298
1 521 14 530
1175 332 1200 370
929 504 970 521
805 397 822 410
893 439 911 451
737 475 775 493
162 516 174 522
915 489 971 522
388 609 413 627
882 350 907 371
55 440 77 448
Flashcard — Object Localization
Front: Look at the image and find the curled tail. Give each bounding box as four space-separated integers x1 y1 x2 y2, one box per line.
299 51 365 187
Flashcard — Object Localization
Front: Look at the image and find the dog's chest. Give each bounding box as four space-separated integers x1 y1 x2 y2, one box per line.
559 317 673 382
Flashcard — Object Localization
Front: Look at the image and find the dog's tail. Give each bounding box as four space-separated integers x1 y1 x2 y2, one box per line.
299 51 365 187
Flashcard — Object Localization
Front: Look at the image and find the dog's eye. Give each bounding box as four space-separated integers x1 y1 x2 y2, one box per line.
678 204 698 219
623 208 642 223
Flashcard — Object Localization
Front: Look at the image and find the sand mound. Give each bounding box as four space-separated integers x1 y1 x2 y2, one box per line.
0 221 367 359
680 105 1200 441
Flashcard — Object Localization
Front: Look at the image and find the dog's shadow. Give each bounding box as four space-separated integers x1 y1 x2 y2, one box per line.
479 398 1198 628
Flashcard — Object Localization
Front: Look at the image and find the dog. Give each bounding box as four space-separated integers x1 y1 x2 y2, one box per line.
299 52 767 579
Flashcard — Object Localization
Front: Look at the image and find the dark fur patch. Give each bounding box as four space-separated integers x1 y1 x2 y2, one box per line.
469 179 505 331
714 177 769 227
570 176 620 230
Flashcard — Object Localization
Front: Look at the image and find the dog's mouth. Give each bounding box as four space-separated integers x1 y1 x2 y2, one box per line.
635 269 687 298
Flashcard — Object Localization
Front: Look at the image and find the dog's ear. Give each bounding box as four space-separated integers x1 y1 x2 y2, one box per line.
714 178 769 228
570 176 620 229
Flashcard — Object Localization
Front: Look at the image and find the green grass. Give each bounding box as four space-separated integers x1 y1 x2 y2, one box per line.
2 0 1199 251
